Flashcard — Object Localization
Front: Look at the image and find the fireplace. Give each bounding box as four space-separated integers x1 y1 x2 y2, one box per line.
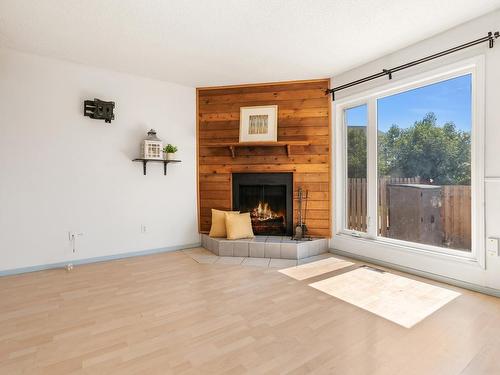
232 173 293 236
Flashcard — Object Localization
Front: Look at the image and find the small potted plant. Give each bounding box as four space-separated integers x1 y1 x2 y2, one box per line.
163 144 178 160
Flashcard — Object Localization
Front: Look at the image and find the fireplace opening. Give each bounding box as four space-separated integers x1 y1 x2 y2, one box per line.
232 173 293 236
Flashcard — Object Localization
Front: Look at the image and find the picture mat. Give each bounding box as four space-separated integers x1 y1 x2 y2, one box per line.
239 105 278 142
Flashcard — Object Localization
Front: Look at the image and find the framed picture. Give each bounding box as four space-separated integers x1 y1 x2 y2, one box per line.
239 105 278 142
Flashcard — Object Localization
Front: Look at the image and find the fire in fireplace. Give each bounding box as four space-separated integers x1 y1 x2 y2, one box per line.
243 185 286 235
253 201 283 221
232 173 293 236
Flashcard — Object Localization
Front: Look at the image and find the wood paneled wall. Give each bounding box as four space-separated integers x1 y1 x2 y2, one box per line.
197 79 331 237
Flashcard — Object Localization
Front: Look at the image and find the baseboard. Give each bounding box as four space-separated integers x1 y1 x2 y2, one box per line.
330 248 500 298
0 242 201 277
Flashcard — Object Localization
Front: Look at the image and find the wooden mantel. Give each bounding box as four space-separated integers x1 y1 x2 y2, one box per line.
205 141 310 158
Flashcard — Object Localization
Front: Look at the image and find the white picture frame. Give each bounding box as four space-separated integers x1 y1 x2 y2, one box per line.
239 105 278 142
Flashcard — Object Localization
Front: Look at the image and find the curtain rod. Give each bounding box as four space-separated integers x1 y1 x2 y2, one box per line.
326 31 499 101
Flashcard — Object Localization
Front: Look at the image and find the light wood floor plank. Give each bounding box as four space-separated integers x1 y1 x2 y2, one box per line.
0 248 499 374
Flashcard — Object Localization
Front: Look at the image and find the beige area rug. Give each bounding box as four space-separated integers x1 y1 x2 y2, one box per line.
309 267 461 328
278 257 354 281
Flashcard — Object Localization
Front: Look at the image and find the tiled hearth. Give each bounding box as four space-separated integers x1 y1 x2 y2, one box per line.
201 234 329 260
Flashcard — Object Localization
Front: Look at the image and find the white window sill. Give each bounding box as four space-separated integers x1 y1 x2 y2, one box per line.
333 232 484 269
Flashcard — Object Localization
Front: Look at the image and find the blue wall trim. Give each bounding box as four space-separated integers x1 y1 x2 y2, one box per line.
0 242 201 277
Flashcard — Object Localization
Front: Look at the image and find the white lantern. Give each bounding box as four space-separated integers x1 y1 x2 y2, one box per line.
141 129 163 160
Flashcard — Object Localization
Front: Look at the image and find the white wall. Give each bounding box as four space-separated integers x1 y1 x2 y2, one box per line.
0 48 199 272
331 10 500 292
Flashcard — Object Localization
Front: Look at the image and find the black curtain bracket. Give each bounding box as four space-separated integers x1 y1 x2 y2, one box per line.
326 31 499 101
489 31 500 48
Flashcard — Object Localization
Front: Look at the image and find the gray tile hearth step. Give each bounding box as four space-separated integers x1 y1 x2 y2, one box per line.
200 234 329 260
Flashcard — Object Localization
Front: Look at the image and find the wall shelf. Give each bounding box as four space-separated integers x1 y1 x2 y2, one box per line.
204 141 310 158
132 159 181 175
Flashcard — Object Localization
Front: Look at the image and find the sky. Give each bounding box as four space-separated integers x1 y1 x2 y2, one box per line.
345 74 472 132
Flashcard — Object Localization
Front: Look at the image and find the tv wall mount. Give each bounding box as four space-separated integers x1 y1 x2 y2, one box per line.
84 98 115 123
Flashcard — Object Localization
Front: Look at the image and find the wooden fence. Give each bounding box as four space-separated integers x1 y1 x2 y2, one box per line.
441 185 471 250
347 177 471 250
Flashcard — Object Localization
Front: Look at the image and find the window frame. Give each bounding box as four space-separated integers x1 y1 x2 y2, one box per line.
334 56 485 267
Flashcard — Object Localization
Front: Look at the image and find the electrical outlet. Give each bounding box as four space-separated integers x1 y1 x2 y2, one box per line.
68 231 84 240
486 237 499 256
68 231 84 253
141 225 147 233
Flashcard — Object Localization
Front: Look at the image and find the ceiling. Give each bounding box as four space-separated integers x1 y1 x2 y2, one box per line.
1 0 499 87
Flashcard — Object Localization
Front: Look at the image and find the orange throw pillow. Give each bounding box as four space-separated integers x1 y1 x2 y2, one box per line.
209 209 239 238
225 212 255 240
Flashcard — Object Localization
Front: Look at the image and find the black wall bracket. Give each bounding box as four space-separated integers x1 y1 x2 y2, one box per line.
132 159 181 175
489 31 499 48
84 98 115 123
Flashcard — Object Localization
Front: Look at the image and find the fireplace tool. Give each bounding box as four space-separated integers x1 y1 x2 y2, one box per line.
292 187 311 241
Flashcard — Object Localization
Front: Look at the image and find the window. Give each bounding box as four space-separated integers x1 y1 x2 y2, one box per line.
377 75 472 251
345 105 368 233
335 58 484 261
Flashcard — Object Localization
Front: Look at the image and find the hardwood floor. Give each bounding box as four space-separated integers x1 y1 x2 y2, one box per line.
1 248 499 374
